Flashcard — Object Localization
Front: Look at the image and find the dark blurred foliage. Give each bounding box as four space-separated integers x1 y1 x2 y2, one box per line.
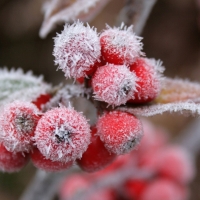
0 0 200 199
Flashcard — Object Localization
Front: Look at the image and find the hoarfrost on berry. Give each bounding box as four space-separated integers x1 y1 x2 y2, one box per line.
0 101 40 153
92 64 138 106
97 111 143 155
53 21 101 79
100 24 143 65
34 106 91 162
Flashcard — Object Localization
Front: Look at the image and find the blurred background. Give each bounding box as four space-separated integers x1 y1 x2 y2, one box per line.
1 0 200 199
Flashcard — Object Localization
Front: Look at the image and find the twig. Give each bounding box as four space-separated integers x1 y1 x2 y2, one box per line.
20 167 80 200
116 0 157 35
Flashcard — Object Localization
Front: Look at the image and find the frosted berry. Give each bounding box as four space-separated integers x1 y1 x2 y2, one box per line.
34 106 91 162
32 94 51 110
0 101 40 152
31 147 73 172
141 178 188 200
100 24 143 65
129 57 164 103
77 126 116 172
156 146 195 184
53 21 101 79
0 143 29 172
97 111 143 155
92 64 138 106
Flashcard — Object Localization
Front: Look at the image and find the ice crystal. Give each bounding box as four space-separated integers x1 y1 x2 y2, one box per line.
34 106 91 162
53 21 101 79
0 68 51 107
100 23 144 65
0 101 39 153
92 64 138 106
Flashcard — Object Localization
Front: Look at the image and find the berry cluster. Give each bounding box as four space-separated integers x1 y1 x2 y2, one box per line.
59 120 195 200
53 22 164 106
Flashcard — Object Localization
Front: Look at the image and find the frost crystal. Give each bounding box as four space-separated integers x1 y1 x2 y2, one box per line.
34 106 91 162
100 24 144 65
0 101 39 153
0 68 51 107
92 64 138 106
53 21 101 79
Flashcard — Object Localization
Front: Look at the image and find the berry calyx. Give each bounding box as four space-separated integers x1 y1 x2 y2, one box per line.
34 106 91 162
97 111 143 155
92 64 138 106
0 101 40 152
0 143 29 173
77 126 116 172
31 147 73 172
129 57 164 103
53 21 101 79
100 24 143 65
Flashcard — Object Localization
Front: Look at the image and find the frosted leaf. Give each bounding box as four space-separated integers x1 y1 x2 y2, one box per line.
0 68 51 107
53 21 101 79
118 102 200 117
34 106 91 162
43 84 92 111
40 0 111 38
92 64 138 106
155 78 200 103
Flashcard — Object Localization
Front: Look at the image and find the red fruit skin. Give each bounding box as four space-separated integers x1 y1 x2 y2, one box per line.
77 127 116 172
31 148 73 172
32 94 51 110
97 111 143 155
0 143 29 173
124 179 147 200
129 57 163 103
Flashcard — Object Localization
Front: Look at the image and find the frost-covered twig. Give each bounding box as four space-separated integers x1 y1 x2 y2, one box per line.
20 167 80 200
116 0 157 35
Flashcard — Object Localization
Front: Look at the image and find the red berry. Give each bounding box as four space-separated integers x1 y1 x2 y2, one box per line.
100 24 143 65
31 147 73 172
0 101 40 153
77 126 116 172
141 178 188 200
156 146 195 184
32 94 51 110
34 106 91 162
129 57 164 103
53 21 101 79
124 179 147 200
92 64 138 106
97 111 143 155
0 143 29 173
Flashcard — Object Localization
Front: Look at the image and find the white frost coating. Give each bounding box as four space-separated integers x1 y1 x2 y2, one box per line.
34 106 91 162
100 24 144 64
158 77 200 103
43 84 92 111
92 64 138 106
118 101 200 117
0 68 51 107
53 21 101 79
134 58 165 101
40 0 111 38
0 101 40 153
